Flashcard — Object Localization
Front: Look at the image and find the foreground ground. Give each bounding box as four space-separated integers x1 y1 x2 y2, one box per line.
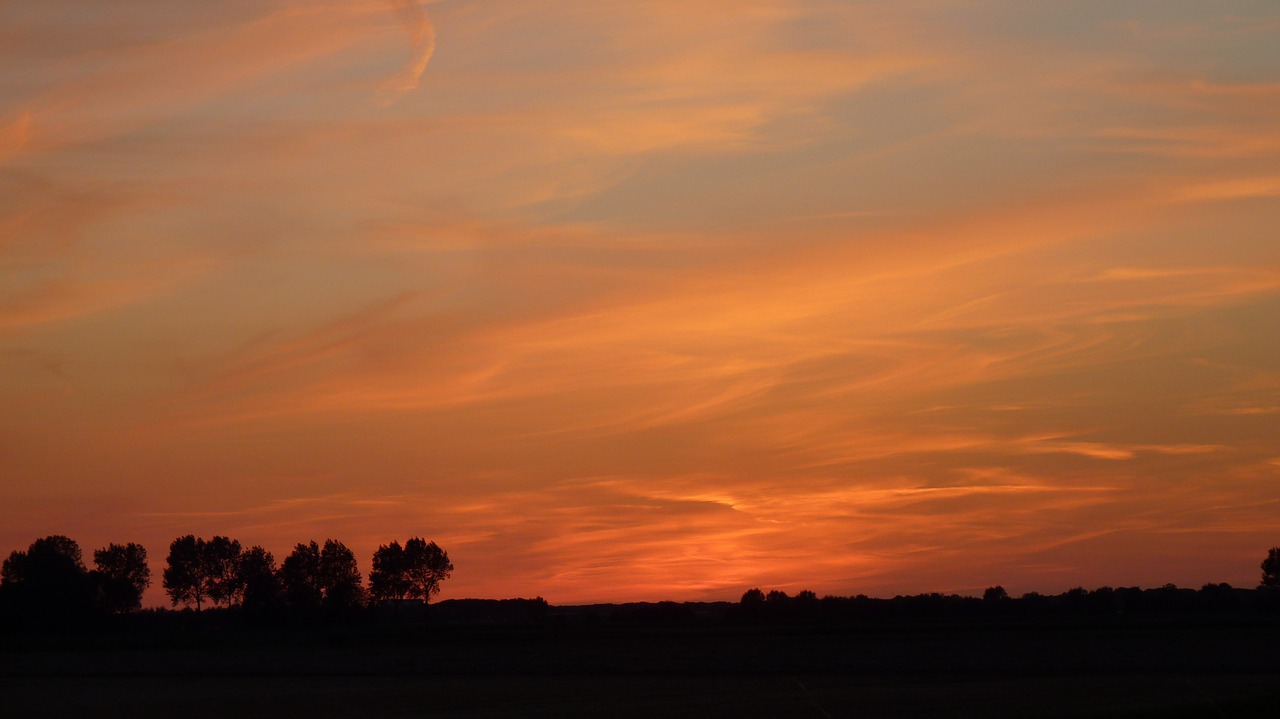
4 617 1279 717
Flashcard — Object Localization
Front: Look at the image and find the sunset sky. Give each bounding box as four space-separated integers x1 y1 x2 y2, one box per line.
3 1 1279 606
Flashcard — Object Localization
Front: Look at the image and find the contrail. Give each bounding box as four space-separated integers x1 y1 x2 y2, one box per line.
383 0 436 99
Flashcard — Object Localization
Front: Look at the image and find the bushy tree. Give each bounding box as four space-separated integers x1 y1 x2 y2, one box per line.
32 535 85 570
280 541 323 610
163 535 208 610
369 541 411 602
163 535 253 610
320 539 364 609
92 543 150 613
0 550 24 586
404 538 452 602
281 539 363 611
0 535 94 618
239 546 281 612
203 536 244 607
369 538 453 603
4 536 89 585
1262 547 1280 589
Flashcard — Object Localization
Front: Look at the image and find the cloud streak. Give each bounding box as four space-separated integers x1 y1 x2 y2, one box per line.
381 0 437 100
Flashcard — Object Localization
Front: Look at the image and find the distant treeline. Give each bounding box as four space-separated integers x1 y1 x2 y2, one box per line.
720 582 1280 623
5 536 1280 634
528 583 1280 628
0 534 451 629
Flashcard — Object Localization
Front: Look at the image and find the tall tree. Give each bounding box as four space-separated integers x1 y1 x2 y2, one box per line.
403 538 452 602
320 539 364 609
239 546 281 612
163 535 207 610
203 536 244 607
280 541 323 610
369 541 410 602
92 543 150 613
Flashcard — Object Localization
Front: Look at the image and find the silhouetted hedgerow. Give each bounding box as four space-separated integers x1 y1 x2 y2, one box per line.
721 583 1280 624
5 537 1280 637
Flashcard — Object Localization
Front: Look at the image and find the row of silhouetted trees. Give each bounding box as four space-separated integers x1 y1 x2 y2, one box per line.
160 535 451 613
7 535 1280 628
0 534 452 620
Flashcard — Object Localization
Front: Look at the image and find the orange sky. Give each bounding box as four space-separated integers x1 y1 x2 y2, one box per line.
2 1 1279 606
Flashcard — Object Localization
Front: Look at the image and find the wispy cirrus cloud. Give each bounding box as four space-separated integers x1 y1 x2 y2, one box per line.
381 0 437 100
1169 176 1280 203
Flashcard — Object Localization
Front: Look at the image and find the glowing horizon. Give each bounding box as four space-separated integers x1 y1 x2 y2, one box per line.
3 1 1279 606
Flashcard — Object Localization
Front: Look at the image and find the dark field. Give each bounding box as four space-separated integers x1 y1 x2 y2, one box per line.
5 618 1280 717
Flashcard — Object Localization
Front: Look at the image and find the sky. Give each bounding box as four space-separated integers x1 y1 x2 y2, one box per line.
2 1 1279 606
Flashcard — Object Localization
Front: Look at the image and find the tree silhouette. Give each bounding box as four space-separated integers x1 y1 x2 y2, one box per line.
740 588 765 605
163 535 249 609
369 541 411 601
35 535 84 567
5 536 88 583
281 539 364 611
280 541 323 610
1262 547 1280 589
320 539 364 609
0 535 94 619
92 543 150 613
163 535 208 610
0 551 22 586
405 538 452 602
238 546 281 612
203 536 244 607
983 586 1009 602
369 538 453 603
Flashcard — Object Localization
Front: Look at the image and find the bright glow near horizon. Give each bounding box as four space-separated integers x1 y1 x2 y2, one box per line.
2 1 1280 606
